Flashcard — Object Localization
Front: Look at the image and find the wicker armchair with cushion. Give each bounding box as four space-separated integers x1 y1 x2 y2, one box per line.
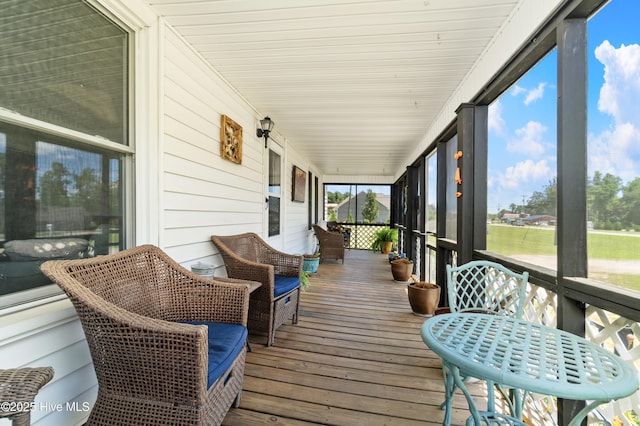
211 233 302 346
327 221 351 248
41 245 252 426
312 224 345 264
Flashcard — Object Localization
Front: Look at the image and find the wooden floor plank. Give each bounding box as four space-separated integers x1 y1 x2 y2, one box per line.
222 249 481 425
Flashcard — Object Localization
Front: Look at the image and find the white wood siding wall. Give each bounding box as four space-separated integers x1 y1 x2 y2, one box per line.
283 145 318 255
162 25 264 265
161 24 318 267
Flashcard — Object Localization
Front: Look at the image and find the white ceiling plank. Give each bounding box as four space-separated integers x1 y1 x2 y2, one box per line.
141 0 530 177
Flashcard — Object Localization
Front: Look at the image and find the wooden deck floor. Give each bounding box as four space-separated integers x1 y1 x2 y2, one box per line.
222 249 484 426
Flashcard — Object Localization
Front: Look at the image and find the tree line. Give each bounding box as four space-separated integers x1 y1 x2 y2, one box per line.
496 172 640 231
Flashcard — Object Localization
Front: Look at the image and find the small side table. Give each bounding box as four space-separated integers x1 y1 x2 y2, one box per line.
0 367 55 426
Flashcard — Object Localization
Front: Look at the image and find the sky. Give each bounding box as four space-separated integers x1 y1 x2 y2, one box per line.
486 0 640 214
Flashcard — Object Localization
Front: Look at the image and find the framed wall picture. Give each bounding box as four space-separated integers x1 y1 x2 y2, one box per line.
220 115 242 164
292 166 306 202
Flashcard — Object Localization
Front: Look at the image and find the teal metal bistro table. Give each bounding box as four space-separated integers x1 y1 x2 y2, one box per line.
421 313 639 426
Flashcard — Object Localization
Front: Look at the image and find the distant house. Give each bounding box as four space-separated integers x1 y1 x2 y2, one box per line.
502 213 521 224
335 192 390 223
523 215 556 226
501 213 556 226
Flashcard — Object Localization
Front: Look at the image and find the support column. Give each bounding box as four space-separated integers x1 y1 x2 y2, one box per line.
455 103 488 265
557 18 588 425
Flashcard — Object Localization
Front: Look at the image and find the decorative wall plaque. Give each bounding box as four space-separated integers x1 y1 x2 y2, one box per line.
292 166 306 202
220 115 242 164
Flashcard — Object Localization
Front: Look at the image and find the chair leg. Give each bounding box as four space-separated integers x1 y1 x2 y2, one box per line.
266 324 275 346
233 389 242 408
293 289 300 324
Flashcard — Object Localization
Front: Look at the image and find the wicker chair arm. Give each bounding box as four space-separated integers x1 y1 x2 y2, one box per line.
97 319 211 402
320 230 344 245
223 255 273 282
265 251 303 277
168 276 251 326
217 255 275 302
247 236 302 277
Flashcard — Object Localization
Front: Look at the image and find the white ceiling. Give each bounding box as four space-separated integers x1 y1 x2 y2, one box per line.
144 0 524 179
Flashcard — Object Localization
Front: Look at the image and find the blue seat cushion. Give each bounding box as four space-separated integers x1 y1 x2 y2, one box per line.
274 275 300 297
181 321 248 388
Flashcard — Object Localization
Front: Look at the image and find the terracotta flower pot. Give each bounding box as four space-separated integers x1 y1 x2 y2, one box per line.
391 259 413 281
407 282 440 316
381 241 394 254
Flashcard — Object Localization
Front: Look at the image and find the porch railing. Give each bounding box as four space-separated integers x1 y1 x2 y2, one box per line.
337 223 391 250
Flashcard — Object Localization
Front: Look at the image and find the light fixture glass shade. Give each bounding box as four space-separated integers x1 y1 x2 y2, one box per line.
260 116 274 132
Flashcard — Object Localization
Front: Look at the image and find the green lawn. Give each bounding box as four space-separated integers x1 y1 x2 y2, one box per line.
487 224 640 258
487 224 640 291
487 225 556 256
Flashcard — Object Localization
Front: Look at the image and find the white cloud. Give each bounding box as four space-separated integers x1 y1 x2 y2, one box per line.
507 121 547 156
589 122 640 181
524 82 547 105
591 40 640 180
511 85 526 96
502 159 553 189
510 82 547 105
595 40 640 125
488 100 506 135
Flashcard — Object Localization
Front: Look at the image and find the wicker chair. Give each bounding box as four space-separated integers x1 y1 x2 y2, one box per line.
0 367 54 426
211 233 302 346
312 224 345 264
327 221 351 248
41 245 252 426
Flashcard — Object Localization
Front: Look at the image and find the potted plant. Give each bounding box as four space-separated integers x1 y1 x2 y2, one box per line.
407 280 440 316
301 270 311 291
371 227 398 254
303 253 320 273
391 258 413 281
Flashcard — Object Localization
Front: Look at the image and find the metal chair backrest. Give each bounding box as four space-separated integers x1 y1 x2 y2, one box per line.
446 260 529 318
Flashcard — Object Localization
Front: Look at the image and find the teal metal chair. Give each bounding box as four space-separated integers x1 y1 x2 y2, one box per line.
446 260 529 318
442 260 529 424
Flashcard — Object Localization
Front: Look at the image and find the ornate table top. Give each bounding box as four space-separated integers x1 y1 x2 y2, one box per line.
421 313 638 402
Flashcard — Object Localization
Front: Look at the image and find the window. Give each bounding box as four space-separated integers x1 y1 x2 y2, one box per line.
308 171 313 229
0 0 130 302
426 152 437 234
314 176 319 224
268 150 281 237
586 0 640 290
486 51 558 270
1 1 128 144
307 172 320 229
324 184 391 224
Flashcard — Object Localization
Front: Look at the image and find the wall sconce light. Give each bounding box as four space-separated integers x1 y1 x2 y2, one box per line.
257 116 274 148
